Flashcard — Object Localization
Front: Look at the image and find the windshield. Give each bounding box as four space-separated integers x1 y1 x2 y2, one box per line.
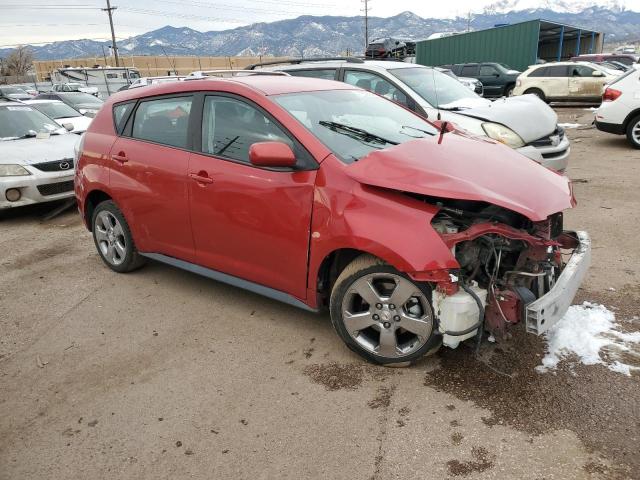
62 92 103 106
388 67 478 108
32 102 81 119
1 87 28 95
274 89 437 164
0 105 65 140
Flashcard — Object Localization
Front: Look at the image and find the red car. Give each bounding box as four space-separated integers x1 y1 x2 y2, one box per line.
75 75 590 365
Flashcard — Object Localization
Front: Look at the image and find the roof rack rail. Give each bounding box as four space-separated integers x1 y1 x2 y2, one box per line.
185 69 290 80
245 56 365 70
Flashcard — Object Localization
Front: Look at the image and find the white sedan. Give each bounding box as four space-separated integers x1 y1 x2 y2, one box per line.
24 99 92 133
0 100 78 209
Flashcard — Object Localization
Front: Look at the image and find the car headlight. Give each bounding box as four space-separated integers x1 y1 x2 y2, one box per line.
482 122 525 148
0 164 31 176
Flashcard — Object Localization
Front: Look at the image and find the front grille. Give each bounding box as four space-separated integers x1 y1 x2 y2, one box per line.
529 127 565 148
37 180 74 196
32 158 75 172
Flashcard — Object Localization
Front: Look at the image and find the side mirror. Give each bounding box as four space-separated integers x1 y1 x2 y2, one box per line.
592 70 605 77
249 141 296 168
62 123 74 132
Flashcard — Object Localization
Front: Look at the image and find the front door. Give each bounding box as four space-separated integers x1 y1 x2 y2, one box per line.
478 64 502 96
568 65 605 99
188 94 317 299
109 94 195 261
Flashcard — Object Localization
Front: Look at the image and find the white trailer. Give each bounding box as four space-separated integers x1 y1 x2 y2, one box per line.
50 67 141 99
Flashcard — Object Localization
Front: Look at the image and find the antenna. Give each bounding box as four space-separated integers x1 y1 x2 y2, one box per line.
431 67 441 121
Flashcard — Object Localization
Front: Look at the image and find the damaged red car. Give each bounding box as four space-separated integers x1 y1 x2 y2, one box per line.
75 74 591 365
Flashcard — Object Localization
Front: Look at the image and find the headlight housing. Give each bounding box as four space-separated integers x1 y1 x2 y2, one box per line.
0 164 31 177
482 122 525 149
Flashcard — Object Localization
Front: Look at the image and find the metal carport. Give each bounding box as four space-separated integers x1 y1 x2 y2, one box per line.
416 20 604 71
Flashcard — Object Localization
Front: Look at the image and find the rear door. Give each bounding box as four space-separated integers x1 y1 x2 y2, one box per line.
109 94 195 261
568 65 604 99
187 94 317 299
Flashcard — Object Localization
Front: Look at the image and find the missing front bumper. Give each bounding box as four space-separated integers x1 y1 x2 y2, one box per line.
525 230 591 335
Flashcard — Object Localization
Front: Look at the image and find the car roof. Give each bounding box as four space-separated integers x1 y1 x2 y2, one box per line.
112 75 357 101
23 99 64 104
262 59 431 73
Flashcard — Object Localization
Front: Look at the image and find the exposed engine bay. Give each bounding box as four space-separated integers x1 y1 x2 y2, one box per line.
426 197 585 347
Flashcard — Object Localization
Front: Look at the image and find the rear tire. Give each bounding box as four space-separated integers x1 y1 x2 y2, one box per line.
329 254 440 365
524 88 546 103
91 200 145 273
626 115 640 149
504 84 515 97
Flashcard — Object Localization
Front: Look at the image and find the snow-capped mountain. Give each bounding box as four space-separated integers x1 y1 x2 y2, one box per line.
483 0 626 14
2 6 639 61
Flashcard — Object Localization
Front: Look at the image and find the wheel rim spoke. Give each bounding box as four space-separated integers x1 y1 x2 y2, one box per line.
399 312 432 338
388 278 417 307
354 279 382 306
114 240 126 260
343 311 376 333
377 327 398 357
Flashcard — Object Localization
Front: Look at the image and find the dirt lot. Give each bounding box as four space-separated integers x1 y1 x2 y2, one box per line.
1 107 639 480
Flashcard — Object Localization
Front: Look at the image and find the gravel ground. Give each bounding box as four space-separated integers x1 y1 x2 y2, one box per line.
0 107 638 479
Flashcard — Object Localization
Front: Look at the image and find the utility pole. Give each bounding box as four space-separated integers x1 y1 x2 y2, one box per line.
362 0 370 52
102 0 119 67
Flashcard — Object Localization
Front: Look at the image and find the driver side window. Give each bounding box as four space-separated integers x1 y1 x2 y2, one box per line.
571 65 594 77
201 96 293 164
343 70 408 107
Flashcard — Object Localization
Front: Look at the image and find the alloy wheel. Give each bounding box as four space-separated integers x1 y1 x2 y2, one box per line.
94 211 127 266
632 119 640 145
341 273 433 359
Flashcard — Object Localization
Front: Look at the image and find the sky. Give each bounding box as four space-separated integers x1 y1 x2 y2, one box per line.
1 0 640 47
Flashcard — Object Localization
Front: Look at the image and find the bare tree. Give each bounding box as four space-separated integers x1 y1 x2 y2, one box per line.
5 46 34 77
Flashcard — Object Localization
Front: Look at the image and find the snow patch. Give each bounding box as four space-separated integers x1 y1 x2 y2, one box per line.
537 302 640 376
558 122 583 129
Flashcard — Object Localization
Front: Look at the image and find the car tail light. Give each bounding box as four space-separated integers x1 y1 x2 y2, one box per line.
603 87 622 102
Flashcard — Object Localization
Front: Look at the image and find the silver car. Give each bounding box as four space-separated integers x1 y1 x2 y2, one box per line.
0 100 78 209
249 59 570 172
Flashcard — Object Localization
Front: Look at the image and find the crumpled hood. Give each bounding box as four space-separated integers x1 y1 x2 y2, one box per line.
1 134 79 165
345 133 573 222
445 94 557 143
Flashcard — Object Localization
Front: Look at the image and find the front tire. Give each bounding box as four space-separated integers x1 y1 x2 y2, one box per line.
329 255 440 365
524 88 546 103
92 200 145 273
626 115 640 149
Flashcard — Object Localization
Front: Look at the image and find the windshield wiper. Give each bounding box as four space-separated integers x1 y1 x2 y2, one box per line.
319 120 398 146
400 125 434 137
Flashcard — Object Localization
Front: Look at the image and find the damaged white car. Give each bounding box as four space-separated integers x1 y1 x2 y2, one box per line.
249 59 570 172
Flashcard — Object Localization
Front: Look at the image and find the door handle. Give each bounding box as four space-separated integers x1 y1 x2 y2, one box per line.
111 152 128 163
189 172 214 184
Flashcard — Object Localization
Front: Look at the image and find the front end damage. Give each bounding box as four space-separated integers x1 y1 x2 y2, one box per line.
428 201 590 347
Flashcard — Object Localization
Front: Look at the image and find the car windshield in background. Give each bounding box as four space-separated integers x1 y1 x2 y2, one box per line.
63 92 103 106
274 89 437 164
0 105 65 140
388 67 478 108
32 102 81 119
0 86 29 96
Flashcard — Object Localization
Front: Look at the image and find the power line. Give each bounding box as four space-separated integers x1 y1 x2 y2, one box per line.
362 0 371 51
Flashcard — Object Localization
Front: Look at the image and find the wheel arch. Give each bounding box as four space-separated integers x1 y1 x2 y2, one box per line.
623 108 640 130
83 189 112 231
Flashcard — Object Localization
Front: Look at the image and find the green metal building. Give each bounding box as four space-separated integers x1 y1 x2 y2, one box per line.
416 20 604 71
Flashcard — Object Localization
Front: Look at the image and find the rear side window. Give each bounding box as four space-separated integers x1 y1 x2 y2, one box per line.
286 69 337 80
479 65 498 76
201 96 293 164
460 65 478 76
545 65 569 77
131 96 192 148
113 102 135 134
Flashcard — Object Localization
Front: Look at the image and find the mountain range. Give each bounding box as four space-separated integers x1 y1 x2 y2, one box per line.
2 3 639 61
